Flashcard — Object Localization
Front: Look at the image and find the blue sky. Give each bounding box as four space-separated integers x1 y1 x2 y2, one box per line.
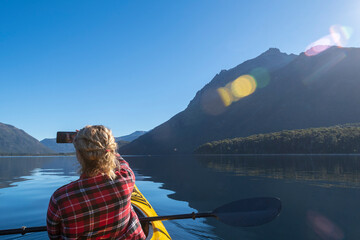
1 0 360 140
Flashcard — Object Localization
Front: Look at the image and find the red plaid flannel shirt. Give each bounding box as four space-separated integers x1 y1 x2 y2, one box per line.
47 157 146 240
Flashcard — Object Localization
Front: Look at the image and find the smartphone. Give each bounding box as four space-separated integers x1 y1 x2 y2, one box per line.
56 132 77 143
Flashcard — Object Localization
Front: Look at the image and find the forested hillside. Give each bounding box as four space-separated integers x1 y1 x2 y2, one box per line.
195 124 360 154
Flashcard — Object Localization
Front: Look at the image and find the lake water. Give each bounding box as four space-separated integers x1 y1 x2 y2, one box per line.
1 155 360 239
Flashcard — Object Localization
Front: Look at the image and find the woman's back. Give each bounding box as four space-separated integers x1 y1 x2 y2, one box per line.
47 125 145 239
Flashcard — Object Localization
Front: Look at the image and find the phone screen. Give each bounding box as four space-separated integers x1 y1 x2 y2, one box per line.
56 132 77 143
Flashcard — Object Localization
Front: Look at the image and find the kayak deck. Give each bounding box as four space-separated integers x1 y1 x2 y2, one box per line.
131 185 171 240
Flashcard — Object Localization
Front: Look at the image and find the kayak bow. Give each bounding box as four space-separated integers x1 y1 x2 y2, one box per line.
132 185 171 240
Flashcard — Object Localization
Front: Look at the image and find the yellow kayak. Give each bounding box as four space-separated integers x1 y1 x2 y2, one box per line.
131 185 171 240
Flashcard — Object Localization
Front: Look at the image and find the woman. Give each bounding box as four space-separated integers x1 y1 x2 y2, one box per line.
47 125 146 239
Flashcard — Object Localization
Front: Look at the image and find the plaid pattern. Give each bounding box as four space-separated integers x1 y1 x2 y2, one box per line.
47 158 146 240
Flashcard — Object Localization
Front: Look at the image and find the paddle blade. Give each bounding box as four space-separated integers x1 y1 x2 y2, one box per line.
212 197 281 227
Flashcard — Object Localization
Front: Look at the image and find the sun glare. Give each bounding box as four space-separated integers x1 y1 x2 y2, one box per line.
217 87 232 107
305 24 353 56
231 75 257 98
250 68 270 88
214 75 258 108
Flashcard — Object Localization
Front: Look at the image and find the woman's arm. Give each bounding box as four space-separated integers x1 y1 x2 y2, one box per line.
46 195 61 239
117 156 135 183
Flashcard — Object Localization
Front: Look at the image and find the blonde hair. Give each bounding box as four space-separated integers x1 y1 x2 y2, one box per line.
73 125 119 180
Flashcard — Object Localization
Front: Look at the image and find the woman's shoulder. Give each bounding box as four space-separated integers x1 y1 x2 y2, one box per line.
51 178 81 201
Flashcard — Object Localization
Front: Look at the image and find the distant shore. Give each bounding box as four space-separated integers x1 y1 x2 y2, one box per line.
195 125 360 154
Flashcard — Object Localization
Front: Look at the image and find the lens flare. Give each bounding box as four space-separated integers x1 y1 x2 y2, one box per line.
203 73 260 115
303 51 346 86
305 24 353 56
250 68 270 88
330 25 353 47
217 87 232 107
231 75 257 98
305 36 332 56
307 211 344 240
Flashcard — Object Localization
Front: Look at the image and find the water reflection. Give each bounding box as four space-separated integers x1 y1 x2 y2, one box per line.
1 155 360 239
0 156 218 240
196 155 360 188
0 156 79 240
0 156 78 189
127 155 360 240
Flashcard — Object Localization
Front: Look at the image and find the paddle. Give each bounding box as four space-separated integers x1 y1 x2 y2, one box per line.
139 197 282 227
0 197 281 236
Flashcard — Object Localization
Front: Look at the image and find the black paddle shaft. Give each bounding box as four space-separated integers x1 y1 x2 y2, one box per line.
139 212 215 222
0 215 215 236
0 226 47 236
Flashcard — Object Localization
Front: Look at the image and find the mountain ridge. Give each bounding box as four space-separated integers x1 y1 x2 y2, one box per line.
115 131 146 142
41 130 146 153
0 122 54 155
120 46 360 154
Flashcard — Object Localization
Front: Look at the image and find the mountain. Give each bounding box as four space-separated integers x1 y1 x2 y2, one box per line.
117 140 130 148
41 131 145 153
120 46 360 154
40 138 75 153
0 123 54 155
115 131 146 142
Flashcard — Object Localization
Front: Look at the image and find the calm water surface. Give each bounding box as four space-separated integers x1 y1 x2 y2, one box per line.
0 155 360 239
